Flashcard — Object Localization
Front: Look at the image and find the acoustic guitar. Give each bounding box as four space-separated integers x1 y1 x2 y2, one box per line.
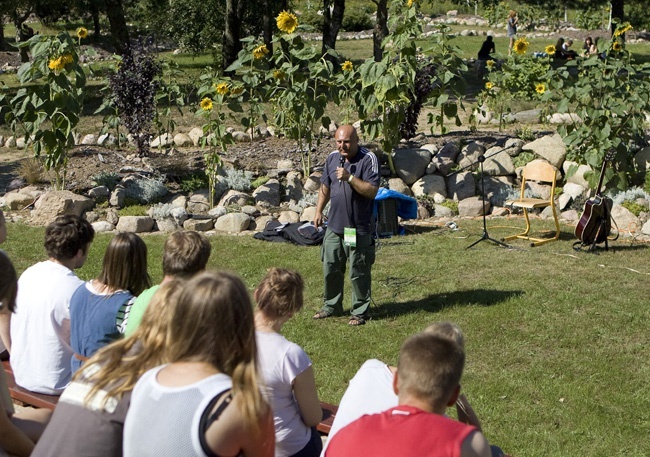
574 150 616 246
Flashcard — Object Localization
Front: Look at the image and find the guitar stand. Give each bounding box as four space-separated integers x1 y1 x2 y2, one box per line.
573 207 610 253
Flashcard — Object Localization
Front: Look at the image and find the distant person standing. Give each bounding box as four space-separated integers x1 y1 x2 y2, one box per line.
507 10 518 56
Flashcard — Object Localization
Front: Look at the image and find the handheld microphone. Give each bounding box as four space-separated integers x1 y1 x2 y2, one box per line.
339 156 345 182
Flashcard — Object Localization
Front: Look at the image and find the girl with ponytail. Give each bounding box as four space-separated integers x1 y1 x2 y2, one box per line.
123 270 274 457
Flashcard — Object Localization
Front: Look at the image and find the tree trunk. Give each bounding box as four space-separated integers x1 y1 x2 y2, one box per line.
91 1 102 40
321 0 345 59
263 0 273 53
104 0 130 54
223 0 243 71
372 0 388 62
610 0 624 36
0 17 5 52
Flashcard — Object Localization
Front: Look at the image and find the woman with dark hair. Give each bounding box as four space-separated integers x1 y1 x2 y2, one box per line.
70 232 151 373
123 271 274 456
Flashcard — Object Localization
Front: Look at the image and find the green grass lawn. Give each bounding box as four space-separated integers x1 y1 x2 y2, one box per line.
3 218 649 456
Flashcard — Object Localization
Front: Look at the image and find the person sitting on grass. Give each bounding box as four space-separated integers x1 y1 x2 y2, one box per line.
254 268 323 457
70 232 151 374
477 36 495 61
322 322 506 457
124 230 211 337
0 250 52 457
5 215 95 395
31 280 184 457
123 271 274 457
325 332 492 457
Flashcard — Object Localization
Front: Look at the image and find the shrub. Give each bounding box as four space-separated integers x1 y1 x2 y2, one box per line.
180 173 209 193
439 199 459 213
621 200 646 217
222 168 253 192
118 203 149 216
512 151 536 169
342 5 373 32
18 158 46 185
123 175 168 204
92 171 121 190
300 10 324 32
251 176 270 189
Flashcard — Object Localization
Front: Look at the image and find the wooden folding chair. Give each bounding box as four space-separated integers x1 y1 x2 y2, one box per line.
504 160 560 246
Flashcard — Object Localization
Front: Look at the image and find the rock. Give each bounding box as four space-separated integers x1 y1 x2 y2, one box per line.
431 142 461 176
561 209 580 221
214 213 250 232
278 210 300 224
304 172 322 193
610 205 641 236
110 186 126 208
183 218 214 231
218 190 250 208
173 133 193 147
97 133 117 147
457 142 486 170
208 206 228 219
4 136 16 148
633 146 650 171
188 127 204 146
92 221 115 232
151 133 174 148
483 146 515 176
417 203 430 219
253 215 276 232
434 204 454 217
85 211 100 223
504 138 525 157
388 178 412 196
513 109 542 124
31 191 95 225
392 148 432 185
482 176 516 206
241 205 259 217
285 171 304 203
642 219 650 236
300 206 317 222
155 218 180 232
188 191 211 216
4 192 35 210
548 112 582 124
106 208 119 225
458 196 490 217
411 175 447 199
253 179 281 208
232 131 252 142
81 134 96 145
563 182 586 199
447 172 475 201
277 160 294 173
523 134 566 169
558 193 573 210
563 161 592 188
491 207 509 217
116 216 155 233
88 186 110 200
474 105 493 125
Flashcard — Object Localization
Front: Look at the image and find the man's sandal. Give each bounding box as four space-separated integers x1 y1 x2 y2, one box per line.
313 311 333 320
348 315 367 326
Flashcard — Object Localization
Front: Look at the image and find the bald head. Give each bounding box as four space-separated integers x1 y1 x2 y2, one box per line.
335 124 359 160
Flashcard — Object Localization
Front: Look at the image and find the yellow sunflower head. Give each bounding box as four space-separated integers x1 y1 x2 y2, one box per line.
253 44 269 60
486 60 495 69
276 11 298 34
76 27 88 39
200 97 213 111
273 69 286 80
215 82 229 95
513 38 529 55
535 83 546 95
612 41 622 52
545 45 556 55
61 54 73 65
48 57 65 71
485 81 494 90
407 0 416 7
342 60 353 72
614 23 632 37
230 85 244 96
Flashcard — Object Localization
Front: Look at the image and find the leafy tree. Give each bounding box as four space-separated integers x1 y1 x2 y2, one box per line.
322 0 345 60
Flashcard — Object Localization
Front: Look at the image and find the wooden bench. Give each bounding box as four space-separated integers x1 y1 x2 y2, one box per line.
317 401 338 436
1 360 59 410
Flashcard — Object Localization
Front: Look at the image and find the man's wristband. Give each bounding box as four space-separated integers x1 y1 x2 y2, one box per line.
347 175 354 183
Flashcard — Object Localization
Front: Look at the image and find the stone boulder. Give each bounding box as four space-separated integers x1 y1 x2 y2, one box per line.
285 172 304 204
304 172 322 193
563 161 593 188
218 190 250 208
431 142 461 176
447 172 475 201
392 148 432 185
31 191 94 225
92 221 115 233
483 146 515 176
183 218 214 231
388 178 412 196
173 133 193 147
4 192 35 210
115 216 155 233
411 175 447 199
610 205 641 236
458 196 490 217
187 191 211 216
188 127 204 146
522 134 566 169
253 179 281 208
151 133 174 148
214 213 251 233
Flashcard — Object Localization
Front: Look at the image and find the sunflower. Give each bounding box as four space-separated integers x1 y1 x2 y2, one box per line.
230 85 245 95
342 60 353 72
612 41 623 52
276 11 298 34
485 81 494 90
215 82 229 95
200 97 213 111
545 45 556 55
76 27 88 39
486 60 495 70
513 38 529 55
273 70 286 80
253 44 269 60
407 0 416 7
61 54 73 65
535 83 545 95
614 23 632 37
48 57 65 71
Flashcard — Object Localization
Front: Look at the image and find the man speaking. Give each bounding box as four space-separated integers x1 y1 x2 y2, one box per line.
312 125 380 326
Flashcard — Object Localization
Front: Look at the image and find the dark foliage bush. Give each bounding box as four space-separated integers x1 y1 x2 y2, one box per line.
342 5 373 32
400 59 437 140
108 43 161 155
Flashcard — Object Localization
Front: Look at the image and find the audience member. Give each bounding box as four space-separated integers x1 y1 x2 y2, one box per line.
5 215 94 394
0 210 6 245
123 271 274 457
255 268 322 457
124 230 211 337
583 36 594 56
70 232 151 374
32 280 184 457
0 251 51 456
554 38 565 59
478 36 495 61
325 332 491 457
506 10 518 56
562 39 578 59
323 322 490 456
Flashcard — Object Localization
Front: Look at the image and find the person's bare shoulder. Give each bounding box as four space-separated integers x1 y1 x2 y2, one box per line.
460 430 492 457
